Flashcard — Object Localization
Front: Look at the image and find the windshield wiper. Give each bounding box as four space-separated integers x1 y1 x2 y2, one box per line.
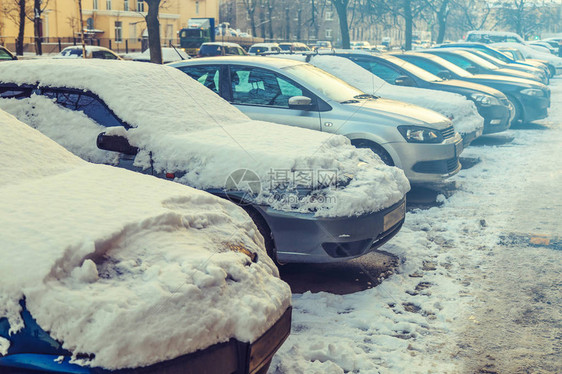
340 99 360 104
353 94 378 100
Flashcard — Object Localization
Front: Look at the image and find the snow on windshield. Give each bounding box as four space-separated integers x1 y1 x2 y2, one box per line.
0 60 410 217
0 111 291 369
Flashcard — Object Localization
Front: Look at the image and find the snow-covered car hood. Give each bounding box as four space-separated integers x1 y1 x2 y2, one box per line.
0 111 291 369
271 54 483 135
0 60 410 218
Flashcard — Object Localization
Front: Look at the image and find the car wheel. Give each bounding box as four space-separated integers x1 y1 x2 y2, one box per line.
242 206 278 265
351 139 394 166
506 95 523 124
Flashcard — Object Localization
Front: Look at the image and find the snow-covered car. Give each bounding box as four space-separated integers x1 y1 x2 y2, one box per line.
0 59 409 265
122 47 190 63
267 54 485 145
248 43 281 55
0 109 292 373
172 56 464 184
54 45 122 60
492 42 562 76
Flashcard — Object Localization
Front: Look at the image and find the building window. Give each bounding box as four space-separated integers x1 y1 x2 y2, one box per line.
129 22 137 40
325 29 332 38
93 0 98 10
115 21 122 42
106 0 111 10
195 1 199 14
325 11 333 21
137 0 144 12
166 24 173 40
124 0 129 11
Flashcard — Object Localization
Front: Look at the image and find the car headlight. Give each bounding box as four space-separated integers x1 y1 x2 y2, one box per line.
520 88 544 97
397 126 444 143
470 93 500 106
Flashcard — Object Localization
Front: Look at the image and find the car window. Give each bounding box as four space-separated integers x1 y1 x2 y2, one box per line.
399 56 444 76
199 45 222 56
177 65 221 94
350 57 401 84
230 66 304 107
436 53 474 70
91 50 105 59
42 89 124 127
0 49 13 60
0 86 33 98
103 51 118 59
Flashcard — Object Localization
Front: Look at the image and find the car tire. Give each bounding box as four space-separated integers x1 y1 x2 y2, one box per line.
351 139 394 166
242 206 278 265
506 95 523 124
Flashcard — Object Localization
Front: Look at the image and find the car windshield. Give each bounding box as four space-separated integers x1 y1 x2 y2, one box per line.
457 51 500 70
421 54 474 78
384 55 443 82
471 50 505 66
282 63 364 103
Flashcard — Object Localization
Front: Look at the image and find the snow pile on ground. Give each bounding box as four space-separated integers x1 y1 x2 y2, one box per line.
273 54 484 136
0 111 291 369
270 74 562 374
0 60 409 217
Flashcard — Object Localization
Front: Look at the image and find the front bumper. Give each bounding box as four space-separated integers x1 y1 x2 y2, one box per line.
479 102 512 134
520 93 550 122
0 307 292 374
388 133 463 184
255 198 406 264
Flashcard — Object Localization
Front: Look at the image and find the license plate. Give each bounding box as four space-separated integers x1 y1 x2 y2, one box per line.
384 201 405 231
455 141 463 157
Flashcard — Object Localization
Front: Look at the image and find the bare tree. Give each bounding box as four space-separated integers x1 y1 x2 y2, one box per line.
423 0 450 44
331 0 350 48
27 0 50 55
143 0 162 63
241 0 257 37
450 0 491 32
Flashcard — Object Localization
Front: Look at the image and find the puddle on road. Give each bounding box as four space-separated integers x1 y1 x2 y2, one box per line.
470 134 515 147
279 250 398 295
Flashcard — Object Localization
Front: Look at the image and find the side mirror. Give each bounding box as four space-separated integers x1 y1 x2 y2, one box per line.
466 66 479 74
96 132 138 155
288 96 313 110
437 70 452 80
394 76 415 87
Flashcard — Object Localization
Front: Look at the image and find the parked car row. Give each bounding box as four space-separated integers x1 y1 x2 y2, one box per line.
0 40 554 373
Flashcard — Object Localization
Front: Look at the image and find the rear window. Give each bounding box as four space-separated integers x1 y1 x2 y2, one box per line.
0 49 13 60
199 45 222 56
61 48 83 57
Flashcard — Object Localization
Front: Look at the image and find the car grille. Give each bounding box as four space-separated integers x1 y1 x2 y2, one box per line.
413 157 460 174
440 126 455 140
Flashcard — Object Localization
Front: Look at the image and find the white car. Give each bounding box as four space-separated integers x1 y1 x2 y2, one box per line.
0 109 291 373
123 47 190 63
249 43 281 55
55 45 121 60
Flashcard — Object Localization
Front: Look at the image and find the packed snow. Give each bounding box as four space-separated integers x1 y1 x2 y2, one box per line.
0 111 291 369
270 78 562 373
270 54 484 136
0 59 409 218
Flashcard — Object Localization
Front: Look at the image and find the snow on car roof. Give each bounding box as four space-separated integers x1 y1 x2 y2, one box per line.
0 60 409 217
268 54 484 135
0 110 291 369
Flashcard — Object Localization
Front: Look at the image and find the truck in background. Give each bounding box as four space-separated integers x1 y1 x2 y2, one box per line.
179 18 264 56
